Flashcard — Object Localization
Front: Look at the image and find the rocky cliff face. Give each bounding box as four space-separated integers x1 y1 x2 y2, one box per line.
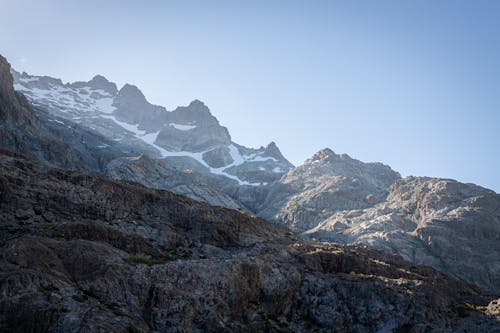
305 176 500 294
12 70 293 186
105 154 246 211
0 150 498 332
258 148 401 231
0 55 88 170
257 148 500 294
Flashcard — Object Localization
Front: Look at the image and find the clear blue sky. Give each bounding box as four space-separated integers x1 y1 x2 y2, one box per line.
1 0 499 191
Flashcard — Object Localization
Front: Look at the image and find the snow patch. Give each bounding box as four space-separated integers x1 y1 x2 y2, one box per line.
47 119 65 125
169 123 197 131
18 77 40 83
101 115 146 136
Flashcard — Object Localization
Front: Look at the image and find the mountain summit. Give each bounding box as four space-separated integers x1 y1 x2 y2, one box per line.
12 70 293 186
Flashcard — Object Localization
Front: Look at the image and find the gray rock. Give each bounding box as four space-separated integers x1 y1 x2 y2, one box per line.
258 148 401 231
0 151 498 332
12 70 293 187
305 176 500 294
106 154 246 210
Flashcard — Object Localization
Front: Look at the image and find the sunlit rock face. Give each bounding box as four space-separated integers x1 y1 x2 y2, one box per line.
258 148 401 231
304 176 500 294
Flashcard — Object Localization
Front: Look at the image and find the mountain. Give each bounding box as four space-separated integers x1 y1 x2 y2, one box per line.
1 149 499 332
305 176 500 294
105 153 246 210
257 147 500 293
12 70 293 187
0 58 244 210
258 148 401 231
3 53 500 330
0 55 93 170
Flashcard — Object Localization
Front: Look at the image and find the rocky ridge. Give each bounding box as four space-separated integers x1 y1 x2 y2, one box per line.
258 148 401 231
304 176 500 294
0 57 246 210
105 154 246 210
12 70 293 186
258 147 500 294
0 150 499 332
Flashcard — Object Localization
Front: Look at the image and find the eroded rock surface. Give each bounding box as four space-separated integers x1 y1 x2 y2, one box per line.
305 176 500 294
0 151 498 332
258 148 401 231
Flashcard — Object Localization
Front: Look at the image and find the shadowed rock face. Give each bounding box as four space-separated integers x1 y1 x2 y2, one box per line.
0 151 498 332
0 55 83 169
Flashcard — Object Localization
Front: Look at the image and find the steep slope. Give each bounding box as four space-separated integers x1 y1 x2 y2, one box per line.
258 148 401 231
0 55 248 210
305 176 500 294
0 150 498 332
105 154 246 210
12 70 293 186
0 55 92 170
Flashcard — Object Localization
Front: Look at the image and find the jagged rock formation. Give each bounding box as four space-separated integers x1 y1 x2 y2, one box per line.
0 150 499 332
305 176 500 294
12 70 293 186
258 148 401 231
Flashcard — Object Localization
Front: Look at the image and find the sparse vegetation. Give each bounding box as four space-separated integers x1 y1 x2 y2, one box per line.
39 284 59 293
465 302 487 312
454 302 486 318
125 254 171 266
72 294 89 303
111 308 128 317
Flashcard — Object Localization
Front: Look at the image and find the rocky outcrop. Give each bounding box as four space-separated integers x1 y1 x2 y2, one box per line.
0 151 498 332
0 56 91 170
305 176 500 294
105 154 246 210
258 148 401 231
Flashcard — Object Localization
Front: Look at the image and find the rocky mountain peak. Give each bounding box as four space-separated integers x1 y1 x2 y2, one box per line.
189 99 206 109
264 141 291 164
87 74 118 95
170 99 214 124
260 148 402 232
305 148 353 165
0 55 37 124
117 83 146 100
0 55 16 105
